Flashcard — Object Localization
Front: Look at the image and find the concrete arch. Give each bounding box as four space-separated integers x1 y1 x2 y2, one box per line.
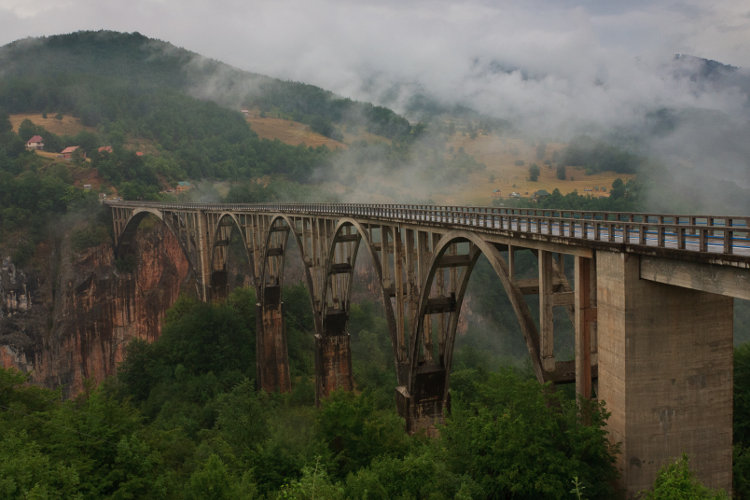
259 214 319 328
208 212 255 299
410 230 544 397
321 219 401 370
116 207 198 277
254 214 301 393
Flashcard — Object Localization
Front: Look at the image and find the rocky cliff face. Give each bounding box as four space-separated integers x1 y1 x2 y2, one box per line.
0 221 476 398
0 224 190 398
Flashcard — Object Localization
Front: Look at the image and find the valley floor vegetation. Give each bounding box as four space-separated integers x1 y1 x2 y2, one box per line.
1 283 744 499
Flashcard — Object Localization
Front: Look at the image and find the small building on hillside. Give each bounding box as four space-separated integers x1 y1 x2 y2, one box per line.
98 145 113 154
176 181 192 193
60 146 82 160
26 135 44 151
533 189 551 200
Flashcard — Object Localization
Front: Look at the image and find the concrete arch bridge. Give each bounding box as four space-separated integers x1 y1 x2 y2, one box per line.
106 200 750 496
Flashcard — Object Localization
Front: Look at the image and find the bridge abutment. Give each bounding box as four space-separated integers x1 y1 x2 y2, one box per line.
596 251 733 497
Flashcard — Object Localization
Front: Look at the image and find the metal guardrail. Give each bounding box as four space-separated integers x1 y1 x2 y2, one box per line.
105 201 750 258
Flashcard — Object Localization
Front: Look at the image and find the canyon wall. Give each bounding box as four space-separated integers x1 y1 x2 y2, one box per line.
0 221 473 398
0 224 190 398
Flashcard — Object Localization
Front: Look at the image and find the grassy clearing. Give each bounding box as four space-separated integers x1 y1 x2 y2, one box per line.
445 133 635 205
9 113 94 136
244 110 346 150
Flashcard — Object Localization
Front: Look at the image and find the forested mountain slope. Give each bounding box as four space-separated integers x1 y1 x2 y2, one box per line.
0 30 419 197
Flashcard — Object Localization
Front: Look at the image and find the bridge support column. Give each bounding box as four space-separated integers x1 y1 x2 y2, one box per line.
396 365 447 436
315 312 353 403
596 252 733 497
256 286 291 393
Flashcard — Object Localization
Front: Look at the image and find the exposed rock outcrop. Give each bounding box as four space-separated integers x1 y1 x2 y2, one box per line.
0 224 190 398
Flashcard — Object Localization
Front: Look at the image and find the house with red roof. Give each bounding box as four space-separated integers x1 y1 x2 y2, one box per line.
26 135 44 151
60 146 82 160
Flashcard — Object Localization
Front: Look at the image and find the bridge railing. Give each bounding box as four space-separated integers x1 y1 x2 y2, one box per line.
104 201 750 257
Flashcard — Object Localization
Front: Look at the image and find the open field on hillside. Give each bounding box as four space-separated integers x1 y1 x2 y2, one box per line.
444 133 635 205
318 132 636 205
9 113 94 136
244 110 346 149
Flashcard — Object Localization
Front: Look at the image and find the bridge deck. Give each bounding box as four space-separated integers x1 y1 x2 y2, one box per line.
105 201 750 265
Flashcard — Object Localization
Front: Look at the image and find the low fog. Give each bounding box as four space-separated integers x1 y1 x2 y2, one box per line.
2 0 750 211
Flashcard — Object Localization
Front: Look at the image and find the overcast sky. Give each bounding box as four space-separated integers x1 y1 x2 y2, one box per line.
1 0 749 206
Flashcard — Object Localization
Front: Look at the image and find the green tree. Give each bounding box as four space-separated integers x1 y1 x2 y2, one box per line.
0 431 81 499
528 163 541 181
278 458 345 500
642 454 727 499
610 178 626 200
41 390 145 497
441 369 619 499
17 118 42 142
345 451 469 500
314 391 411 480
185 454 238 500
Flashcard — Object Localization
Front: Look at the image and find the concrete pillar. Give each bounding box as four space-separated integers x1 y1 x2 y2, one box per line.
395 364 446 436
596 251 733 497
315 311 353 403
195 211 212 302
256 286 291 393
575 256 595 399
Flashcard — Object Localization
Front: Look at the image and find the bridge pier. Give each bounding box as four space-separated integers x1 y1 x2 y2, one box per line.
256 286 291 393
596 252 733 497
396 364 447 436
314 311 353 403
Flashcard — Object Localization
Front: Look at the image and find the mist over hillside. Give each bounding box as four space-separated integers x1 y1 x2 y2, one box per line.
0 30 748 213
